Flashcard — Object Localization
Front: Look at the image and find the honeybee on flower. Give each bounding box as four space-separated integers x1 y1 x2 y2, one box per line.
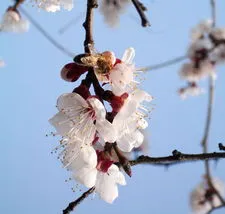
80 51 116 79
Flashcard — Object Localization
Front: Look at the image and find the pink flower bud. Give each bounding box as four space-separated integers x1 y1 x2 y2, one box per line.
60 63 87 82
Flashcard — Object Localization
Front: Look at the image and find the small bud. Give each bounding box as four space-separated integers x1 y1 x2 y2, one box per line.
60 63 87 82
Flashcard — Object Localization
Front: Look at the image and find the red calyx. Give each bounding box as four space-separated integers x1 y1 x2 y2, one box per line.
114 58 122 66
96 151 114 173
61 63 87 82
103 90 128 113
110 93 129 113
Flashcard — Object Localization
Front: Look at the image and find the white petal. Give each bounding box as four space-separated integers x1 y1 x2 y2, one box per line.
117 135 135 152
131 89 153 104
114 99 137 122
87 97 106 120
68 145 97 171
133 130 144 148
96 120 117 143
95 165 126 203
49 112 73 135
108 164 126 185
117 130 144 152
121 47 135 64
73 167 97 188
57 93 88 111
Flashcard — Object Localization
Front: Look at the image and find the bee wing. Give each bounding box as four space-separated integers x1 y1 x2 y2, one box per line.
121 47 135 64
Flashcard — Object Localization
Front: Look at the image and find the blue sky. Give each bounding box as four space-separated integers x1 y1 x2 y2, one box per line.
1 0 225 214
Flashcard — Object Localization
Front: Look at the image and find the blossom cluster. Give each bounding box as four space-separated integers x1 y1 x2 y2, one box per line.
49 48 152 203
190 177 225 214
179 20 225 99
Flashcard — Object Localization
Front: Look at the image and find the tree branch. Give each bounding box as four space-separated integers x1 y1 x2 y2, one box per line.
83 0 98 53
129 150 225 166
63 187 95 214
131 0 150 27
207 204 225 214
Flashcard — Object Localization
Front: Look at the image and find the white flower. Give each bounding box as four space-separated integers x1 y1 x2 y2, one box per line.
187 38 213 59
95 164 126 203
90 48 138 96
191 20 213 41
211 28 225 40
113 89 152 152
109 47 136 96
190 178 225 214
66 148 126 203
210 44 225 64
100 0 130 27
0 10 29 33
179 61 215 82
73 162 126 203
179 85 205 99
35 0 73 12
49 93 117 143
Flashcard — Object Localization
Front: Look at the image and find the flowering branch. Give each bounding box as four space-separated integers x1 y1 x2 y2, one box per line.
131 0 150 27
63 187 95 214
129 150 225 166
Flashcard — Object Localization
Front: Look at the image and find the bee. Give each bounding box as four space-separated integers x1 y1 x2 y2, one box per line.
80 51 116 76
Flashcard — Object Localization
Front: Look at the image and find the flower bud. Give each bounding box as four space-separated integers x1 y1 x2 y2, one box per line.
60 63 87 82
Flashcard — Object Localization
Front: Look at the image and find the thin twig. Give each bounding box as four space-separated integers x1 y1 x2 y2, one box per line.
131 0 150 27
83 0 98 53
58 12 84 34
12 0 25 9
63 187 95 214
129 150 225 166
200 1 225 212
20 7 74 58
207 204 225 214
211 0 216 28
113 143 132 177
137 55 187 72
